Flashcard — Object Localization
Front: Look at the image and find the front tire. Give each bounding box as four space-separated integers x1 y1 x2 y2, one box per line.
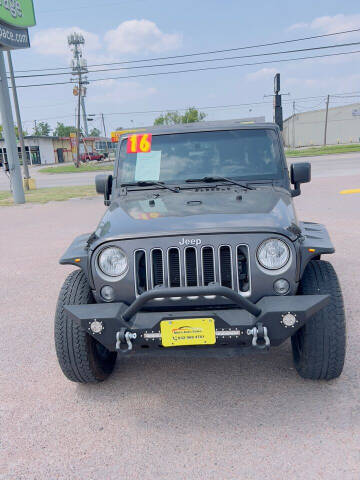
291 260 346 380
54 270 117 383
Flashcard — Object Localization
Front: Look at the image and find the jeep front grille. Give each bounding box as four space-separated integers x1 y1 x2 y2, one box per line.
134 244 250 296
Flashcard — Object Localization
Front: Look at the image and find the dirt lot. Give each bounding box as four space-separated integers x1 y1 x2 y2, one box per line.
1 172 360 479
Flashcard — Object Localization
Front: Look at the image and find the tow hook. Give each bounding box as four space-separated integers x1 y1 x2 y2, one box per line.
116 329 137 353
247 323 270 350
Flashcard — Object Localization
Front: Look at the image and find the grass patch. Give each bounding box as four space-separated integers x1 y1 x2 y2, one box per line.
39 163 113 174
0 185 97 206
286 144 360 157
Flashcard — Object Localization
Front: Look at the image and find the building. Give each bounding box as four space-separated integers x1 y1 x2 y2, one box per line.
283 102 360 148
0 135 114 166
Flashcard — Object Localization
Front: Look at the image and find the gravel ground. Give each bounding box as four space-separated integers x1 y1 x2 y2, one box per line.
1 172 360 479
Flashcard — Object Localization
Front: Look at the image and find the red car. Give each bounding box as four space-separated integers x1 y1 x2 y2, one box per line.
80 152 105 162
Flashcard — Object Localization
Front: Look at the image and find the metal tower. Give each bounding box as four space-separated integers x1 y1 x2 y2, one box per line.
68 32 89 137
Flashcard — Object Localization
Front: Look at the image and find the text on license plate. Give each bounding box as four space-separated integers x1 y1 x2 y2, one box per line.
160 318 216 347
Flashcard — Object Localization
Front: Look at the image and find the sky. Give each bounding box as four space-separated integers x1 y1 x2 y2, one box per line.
4 0 360 135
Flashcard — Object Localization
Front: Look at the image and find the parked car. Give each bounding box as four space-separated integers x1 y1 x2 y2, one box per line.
80 152 105 162
55 121 346 383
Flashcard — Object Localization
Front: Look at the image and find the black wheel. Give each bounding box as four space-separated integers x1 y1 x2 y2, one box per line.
54 270 117 383
291 260 346 380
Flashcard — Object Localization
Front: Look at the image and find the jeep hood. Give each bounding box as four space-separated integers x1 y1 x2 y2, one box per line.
92 187 299 245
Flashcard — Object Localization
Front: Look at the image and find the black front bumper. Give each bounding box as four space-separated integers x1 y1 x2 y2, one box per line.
65 285 330 352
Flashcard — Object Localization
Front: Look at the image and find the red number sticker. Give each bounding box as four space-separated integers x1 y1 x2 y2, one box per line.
127 134 152 153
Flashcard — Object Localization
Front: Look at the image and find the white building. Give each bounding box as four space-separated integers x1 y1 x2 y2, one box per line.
0 135 113 165
283 102 360 147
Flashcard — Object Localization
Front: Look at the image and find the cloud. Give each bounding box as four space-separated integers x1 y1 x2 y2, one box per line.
246 67 277 80
286 72 360 93
32 20 182 61
104 19 182 54
310 14 360 34
287 22 309 31
90 80 157 105
287 14 360 35
285 14 360 67
32 27 101 57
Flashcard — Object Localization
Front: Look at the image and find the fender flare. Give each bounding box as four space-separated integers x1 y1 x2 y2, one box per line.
298 222 335 278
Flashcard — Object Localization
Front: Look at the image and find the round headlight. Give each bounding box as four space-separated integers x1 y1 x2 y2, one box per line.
98 247 128 278
257 238 290 270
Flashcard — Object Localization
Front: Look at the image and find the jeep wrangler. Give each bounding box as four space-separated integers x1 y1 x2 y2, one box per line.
55 121 346 383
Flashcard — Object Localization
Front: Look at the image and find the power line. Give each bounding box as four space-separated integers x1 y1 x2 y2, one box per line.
13 40 360 79
12 26 360 74
21 103 272 123
21 93 346 111
14 49 360 89
21 91 360 124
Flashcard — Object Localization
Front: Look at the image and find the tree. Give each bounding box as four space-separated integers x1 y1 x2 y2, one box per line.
89 127 101 137
15 126 28 138
181 107 207 124
153 107 206 126
53 122 77 137
33 121 51 136
154 111 182 126
0 125 28 139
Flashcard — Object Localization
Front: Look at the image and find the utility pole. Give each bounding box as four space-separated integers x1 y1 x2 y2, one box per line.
0 50 25 204
7 51 30 184
68 33 89 167
76 74 82 167
324 94 330 146
292 100 296 148
101 113 109 156
101 113 107 137
80 92 89 137
273 73 283 131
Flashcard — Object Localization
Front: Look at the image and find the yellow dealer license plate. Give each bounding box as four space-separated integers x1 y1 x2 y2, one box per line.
160 318 216 347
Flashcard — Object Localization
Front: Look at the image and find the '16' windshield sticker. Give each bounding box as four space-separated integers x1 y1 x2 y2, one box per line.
127 134 152 153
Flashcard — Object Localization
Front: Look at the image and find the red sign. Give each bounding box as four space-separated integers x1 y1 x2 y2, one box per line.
127 134 152 154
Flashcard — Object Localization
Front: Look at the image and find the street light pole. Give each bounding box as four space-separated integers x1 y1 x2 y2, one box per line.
0 50 25 204
6 50 30 183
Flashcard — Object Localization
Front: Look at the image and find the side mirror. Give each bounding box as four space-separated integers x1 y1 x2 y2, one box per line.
95 174 113 206
290 162 311 197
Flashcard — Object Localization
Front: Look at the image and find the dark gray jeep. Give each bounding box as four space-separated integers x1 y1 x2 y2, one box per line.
55 121 346 383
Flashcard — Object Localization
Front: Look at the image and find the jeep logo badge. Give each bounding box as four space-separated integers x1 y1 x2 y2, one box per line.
179 238 202 246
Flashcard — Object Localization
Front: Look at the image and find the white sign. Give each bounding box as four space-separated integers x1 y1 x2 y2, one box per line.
135 150 161 181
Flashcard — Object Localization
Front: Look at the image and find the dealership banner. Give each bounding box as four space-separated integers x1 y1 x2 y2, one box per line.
0 0 35 49
0 0 36 28
0 22 29 48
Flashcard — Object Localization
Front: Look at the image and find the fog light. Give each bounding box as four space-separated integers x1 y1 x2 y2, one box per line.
101 285 115 302
281 312 297 328
274 279 290 295
90 320 104 334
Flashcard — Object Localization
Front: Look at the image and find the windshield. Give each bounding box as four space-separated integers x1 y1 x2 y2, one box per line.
117 129 283 185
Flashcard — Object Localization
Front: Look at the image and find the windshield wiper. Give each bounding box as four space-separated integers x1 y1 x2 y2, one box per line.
121 181 179 193
185 176 255 190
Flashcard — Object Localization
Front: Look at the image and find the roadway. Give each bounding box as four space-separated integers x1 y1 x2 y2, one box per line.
0 152 360 191
1 157 360 479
